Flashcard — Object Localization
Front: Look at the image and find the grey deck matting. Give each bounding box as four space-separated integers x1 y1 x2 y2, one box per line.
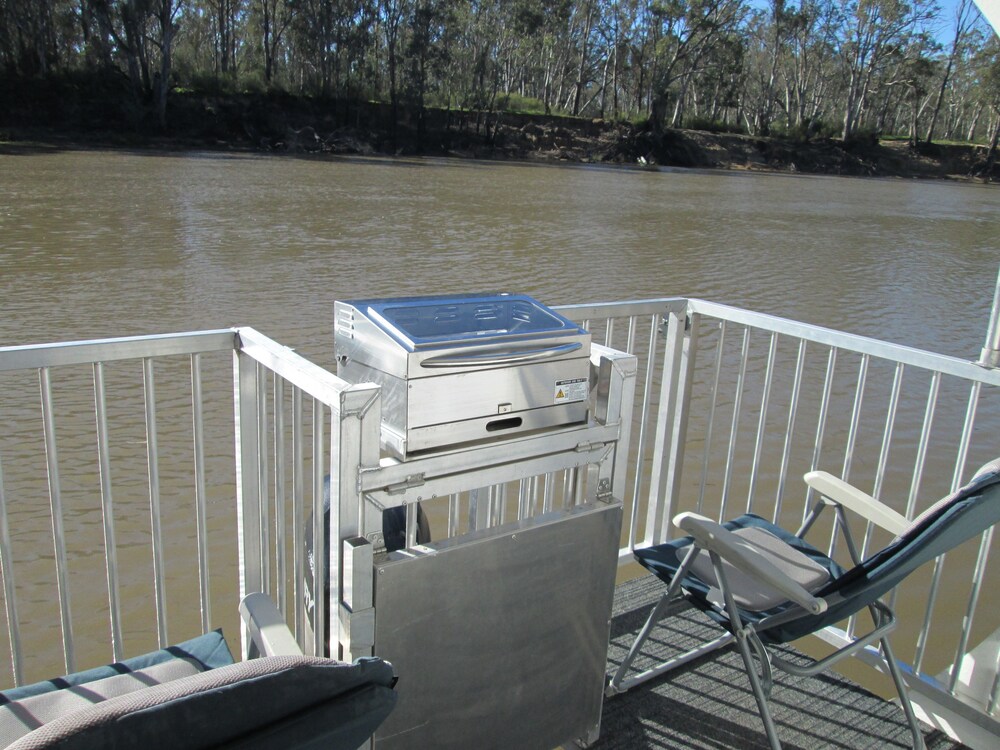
596 575 963 750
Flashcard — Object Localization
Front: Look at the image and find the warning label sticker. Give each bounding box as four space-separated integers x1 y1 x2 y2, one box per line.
554 377 588 404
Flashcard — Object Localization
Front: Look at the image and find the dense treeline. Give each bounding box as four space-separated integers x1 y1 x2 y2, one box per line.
2 0 999 147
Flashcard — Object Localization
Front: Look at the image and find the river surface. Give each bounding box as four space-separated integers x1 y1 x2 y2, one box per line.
2 150 997 363
0 149 998 688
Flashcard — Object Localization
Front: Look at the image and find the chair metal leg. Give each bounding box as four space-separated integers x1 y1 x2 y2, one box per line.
715 551 783 750
608 545 735 696
879 636 927 750
734 624 782 750
606 588 676 695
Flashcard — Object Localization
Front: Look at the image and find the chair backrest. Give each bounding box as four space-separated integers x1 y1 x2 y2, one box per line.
773 459 1000 642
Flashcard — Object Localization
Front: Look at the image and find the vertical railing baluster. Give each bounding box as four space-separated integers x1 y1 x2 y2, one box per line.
829 354 869 556
469 487 489 532
0 452 24 686
867 363 903 545
312 399 325 657
950 522 994 695
405 503 418 549
720 327 750 520
890 371 940 616
93 362 123 661
40 367 75 672
517 479 530 520
906 373 941 522
447 493 460 538
274 376 286 617
605 317 615 347
840 354 869 484
914 381 980 674
234 350 262 660
747 332 778 514
292 388 305 648
628 315 660 550
625 316 637 354
257 363 270 597
543 473 555 514
646 309 694 544
494 484 507 524
847 361 903 639
697 320 726 515
190 354 211 634
563 471 577 509
774 339 806 523
804 348 838 524
142 358 168 648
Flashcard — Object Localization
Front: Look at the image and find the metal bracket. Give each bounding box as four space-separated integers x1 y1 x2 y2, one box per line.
365 531 386 553
575 441 606 453
385 472 425 495
339 602 376 650
596 478 613 502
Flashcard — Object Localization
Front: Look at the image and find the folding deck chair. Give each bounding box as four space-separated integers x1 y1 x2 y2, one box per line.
607 459 1000 750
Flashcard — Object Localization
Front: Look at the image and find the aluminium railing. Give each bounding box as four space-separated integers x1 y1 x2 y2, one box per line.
0 294 997 747
556 295 1000 748
0 327 372 685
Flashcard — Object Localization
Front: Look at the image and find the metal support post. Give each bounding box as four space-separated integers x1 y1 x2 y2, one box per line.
979 265 1000 369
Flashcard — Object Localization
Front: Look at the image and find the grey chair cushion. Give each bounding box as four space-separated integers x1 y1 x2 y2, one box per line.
6 656 397 750
0 630 233 704
688 526 832 611
0 658 205 747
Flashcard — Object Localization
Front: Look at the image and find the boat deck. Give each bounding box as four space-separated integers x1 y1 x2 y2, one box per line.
599 576 964 750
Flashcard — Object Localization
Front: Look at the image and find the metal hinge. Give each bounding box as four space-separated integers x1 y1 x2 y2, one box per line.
385 473 425 495
575 441 605 453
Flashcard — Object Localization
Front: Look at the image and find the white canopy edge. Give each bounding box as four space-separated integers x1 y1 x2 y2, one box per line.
975 0 1000 38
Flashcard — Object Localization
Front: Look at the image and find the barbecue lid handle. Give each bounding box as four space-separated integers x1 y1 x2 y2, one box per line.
419 341 582 368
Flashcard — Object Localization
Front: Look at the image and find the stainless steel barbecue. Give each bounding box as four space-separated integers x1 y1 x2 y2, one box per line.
334 293 592 458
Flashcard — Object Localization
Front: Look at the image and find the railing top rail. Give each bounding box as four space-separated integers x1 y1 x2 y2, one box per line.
234 327 372 410
686 298 1000 386
555 298 687 321
559 297 999 387
0 329 238 372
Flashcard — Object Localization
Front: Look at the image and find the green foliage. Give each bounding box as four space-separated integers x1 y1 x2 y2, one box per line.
496 93 548 115
184 73 240 97
683 116 746 135
771 118 840 142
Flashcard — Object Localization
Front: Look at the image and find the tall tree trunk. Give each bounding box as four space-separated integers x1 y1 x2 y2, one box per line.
984 112 1000 183
572 0 594 116
154 0 176 130
926 0 974 144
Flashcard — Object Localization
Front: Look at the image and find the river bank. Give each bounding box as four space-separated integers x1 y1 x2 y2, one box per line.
1 85 996 181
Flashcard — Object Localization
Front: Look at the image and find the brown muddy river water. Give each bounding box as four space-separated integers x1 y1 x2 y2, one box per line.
0 148 998 689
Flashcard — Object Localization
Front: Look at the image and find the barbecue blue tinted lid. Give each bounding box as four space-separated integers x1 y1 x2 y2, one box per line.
346 293 586 351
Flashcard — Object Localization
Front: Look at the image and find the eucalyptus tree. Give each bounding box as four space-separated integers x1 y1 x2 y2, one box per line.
643 0 746 129
977 35 1000 173
405 0 460 122
0 0 68 75
187 0 245 76
924 0 979 141
836 0 936 138
255 0 295 83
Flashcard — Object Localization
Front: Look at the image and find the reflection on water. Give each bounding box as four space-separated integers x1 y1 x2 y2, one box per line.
0 150 997 686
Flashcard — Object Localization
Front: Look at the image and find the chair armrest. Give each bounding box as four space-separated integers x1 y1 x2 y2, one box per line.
804 471 909 536
239 593 303 657
674 512 828 615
